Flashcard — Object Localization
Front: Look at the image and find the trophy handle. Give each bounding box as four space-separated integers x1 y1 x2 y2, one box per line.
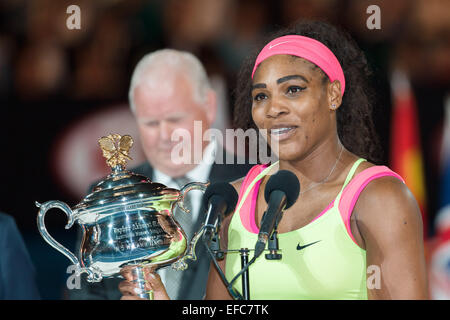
171 181 210 270
172 226 205 271
35 200 102 282
175 181 210 213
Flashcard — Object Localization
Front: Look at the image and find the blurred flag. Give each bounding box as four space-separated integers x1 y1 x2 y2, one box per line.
428 95 450 300
389 69 428 238
428 225 450 299
439 95 450 213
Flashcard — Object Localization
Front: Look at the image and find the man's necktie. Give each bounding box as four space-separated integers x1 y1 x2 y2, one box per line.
173 176 195 240
162 175 194 299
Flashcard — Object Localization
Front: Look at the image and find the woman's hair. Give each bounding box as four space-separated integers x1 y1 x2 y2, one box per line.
233 20 383 164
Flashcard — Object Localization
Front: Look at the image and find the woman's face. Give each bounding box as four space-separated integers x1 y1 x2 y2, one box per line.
251 54 336 161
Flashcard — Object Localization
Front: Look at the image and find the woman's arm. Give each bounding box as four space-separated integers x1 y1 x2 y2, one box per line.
354 176 429 299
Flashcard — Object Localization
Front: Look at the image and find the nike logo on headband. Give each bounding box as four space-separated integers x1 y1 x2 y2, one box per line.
269 41 292 49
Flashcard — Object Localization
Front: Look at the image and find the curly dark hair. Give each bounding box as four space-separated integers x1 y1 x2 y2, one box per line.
233 20 383 164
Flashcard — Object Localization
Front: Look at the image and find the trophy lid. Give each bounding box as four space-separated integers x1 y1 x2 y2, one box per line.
73 134 179 215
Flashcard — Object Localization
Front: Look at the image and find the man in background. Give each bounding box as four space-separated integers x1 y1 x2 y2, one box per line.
69 49 251 300
0 212 40 299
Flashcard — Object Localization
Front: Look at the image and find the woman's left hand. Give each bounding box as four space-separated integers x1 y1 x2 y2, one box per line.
119 266 170 300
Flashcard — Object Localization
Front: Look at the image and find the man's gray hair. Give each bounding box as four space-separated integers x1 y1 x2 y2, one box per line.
128 49 211 113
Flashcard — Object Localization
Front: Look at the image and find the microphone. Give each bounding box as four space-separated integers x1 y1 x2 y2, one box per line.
202 182 239 241
254 170 300 258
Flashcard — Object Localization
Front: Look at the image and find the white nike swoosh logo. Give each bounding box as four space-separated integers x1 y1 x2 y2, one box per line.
269 41 292 49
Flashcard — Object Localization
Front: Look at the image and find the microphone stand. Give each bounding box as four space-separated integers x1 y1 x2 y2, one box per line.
202 210 284 300
236 209 283 299
204 234 254 300
202 217 244 300
265 216 282 260
239 248 250 300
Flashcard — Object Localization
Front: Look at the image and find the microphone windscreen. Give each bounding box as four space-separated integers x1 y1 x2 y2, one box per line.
203 182 239 215
264 170 300 209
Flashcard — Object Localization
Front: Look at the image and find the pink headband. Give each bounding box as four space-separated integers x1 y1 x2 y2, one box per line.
252 35 345 96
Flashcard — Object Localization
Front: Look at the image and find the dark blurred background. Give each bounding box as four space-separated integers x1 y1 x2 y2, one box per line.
0 0 449 299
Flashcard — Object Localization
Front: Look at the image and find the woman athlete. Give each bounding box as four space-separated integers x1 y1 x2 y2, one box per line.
119 20 428 300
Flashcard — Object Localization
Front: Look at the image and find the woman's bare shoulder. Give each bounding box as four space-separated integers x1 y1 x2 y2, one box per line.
348 155 412 210
230 177 245 193
353 164 422 233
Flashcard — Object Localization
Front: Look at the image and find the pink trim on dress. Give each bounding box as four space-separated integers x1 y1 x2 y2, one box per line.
237 165 255 200
237 164 336 234
338 166 405 247
237 164 268 233
248 178 264 233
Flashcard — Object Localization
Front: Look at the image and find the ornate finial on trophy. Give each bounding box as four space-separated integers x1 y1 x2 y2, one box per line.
98 134 133 170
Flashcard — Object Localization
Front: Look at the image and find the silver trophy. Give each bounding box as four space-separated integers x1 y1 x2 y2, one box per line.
36 134 208 299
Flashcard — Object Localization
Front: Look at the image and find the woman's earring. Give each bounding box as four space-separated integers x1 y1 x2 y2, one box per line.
330 104 337 110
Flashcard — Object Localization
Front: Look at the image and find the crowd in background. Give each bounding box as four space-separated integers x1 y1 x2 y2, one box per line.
0 0 449 299
1 0 448 101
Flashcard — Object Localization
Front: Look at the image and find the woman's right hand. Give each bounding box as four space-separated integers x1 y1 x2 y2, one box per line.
119 266 170 300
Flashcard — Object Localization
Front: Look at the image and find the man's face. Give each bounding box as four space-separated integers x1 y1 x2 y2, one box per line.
132 74 214 177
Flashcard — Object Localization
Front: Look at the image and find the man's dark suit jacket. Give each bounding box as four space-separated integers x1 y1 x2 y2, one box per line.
0 213 40 299
68 160 252 300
